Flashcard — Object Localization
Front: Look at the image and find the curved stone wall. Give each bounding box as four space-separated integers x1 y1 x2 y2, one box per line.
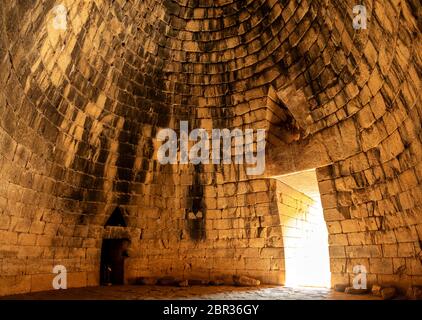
0 0 420 295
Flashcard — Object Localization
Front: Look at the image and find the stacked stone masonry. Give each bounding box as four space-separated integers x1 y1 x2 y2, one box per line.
0 0 421 296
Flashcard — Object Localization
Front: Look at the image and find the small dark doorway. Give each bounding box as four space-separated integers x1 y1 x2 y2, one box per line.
100 239 129 285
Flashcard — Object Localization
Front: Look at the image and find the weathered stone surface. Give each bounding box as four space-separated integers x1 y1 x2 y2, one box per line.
188 279 209 286
406 286 422 300
209 280 225 286
381 287 397 300
334 284 348 292
345 287 369 295
178 280 189 287
233 275 261 287
371 284 382 296
0 0 420 297
158 277 177 286
0 285 382 300
138 277 158 286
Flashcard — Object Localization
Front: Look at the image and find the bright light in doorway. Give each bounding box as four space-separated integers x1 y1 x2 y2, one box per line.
275 169 331 288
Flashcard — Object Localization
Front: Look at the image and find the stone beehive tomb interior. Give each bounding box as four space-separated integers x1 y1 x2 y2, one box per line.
0 0 421 298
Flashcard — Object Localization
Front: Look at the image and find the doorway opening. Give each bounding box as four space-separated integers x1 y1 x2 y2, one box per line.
275 169 331 288
100 238 130 285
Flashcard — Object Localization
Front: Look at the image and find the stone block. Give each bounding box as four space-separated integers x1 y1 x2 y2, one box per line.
334 283 348 292
233 275 260 286
371 284 382 296
381 287 397 300
345 287 369 294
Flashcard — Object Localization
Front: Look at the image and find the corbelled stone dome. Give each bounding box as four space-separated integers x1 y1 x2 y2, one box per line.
0 0 421 297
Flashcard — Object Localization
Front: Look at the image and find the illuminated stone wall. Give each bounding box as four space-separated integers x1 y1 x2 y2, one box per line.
0 0 420 295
